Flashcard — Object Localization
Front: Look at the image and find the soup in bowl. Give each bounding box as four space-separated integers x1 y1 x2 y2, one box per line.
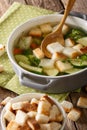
7 14 87 93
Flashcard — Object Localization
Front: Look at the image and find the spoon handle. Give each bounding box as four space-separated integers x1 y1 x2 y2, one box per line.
57 0 76 31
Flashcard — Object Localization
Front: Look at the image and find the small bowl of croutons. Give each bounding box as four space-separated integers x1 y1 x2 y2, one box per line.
1 93 66 130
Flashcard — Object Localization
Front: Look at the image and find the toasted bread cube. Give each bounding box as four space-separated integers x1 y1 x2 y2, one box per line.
57 114 63 122
12 101 37 112
6 120 21 130
0 44 5 56
27 111 37 118
73 43 83 54
39 58 55 69
33 48 44 59
37 100 51 115
27 119 40 130
5 102 12 111
30 98 39 105
40 122 61 130
40 123 51 130
67 108 81 121
52 52 67 61
4 110 15 122
61 100 73 112
15 110 28 126
77 97 87 108
56 60 73 72
65 38 75 47
12 101 29 110
63 47 79 58
1 96 12 106
62 24 70 35
29 27 42 37
36 113 49 123
40 95 54 105
0 65 4 72
21 123 31 130
23 103 37 112
40 23 52 34
47 42 64 54
49 105 60 121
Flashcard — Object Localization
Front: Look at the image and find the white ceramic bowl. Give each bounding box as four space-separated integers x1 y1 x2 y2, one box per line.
7 14 87 93
1 93 66 130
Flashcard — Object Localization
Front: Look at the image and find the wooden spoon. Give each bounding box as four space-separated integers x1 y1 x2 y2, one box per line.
41 0 76 58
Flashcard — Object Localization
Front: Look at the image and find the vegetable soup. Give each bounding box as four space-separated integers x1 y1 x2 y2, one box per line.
13 22 87 76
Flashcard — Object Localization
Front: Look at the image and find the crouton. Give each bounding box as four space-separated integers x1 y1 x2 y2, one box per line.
73 43 83 54
56 114 63 122
52 52 67 61
4 110 15 122
6 120 21 130
40 95 54 105
21 122 31 130
49 105 60 121
40 122 62 130
61 100 73 112
5 102 12 111
37 99 51 115
36 113 49 123
77 97 87 108
63 47 80 58
67 108 81 121
40 123 51 130
27 111 37 119
23 103 38 112
33 48 44 59
40 23 52 34
15 110 28 126
12 101 37 112
29 27 42 37
0 44 5 56
1 97 12 106
62 24 70 35
0 64 4 72
12 101 29 110
56 60 73 72
65 38 75 47
30 98 39 105
47 42 64 54
27 119 40 130
39 58 55 69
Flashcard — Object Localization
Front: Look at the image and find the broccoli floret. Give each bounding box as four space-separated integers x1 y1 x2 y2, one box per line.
65 28 86 41
28 55 40 66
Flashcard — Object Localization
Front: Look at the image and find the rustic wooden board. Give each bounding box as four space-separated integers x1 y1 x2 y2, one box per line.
26 0 63 11
61 0 87 14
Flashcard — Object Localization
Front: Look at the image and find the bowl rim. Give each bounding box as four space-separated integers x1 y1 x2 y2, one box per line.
1 93 66 130
7 14 87 79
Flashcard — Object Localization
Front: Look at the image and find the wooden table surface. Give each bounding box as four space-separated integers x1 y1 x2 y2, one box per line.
0 0 87 130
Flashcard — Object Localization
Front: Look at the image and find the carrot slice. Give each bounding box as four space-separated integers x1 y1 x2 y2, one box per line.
30 43 39 49
13 48 22 55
